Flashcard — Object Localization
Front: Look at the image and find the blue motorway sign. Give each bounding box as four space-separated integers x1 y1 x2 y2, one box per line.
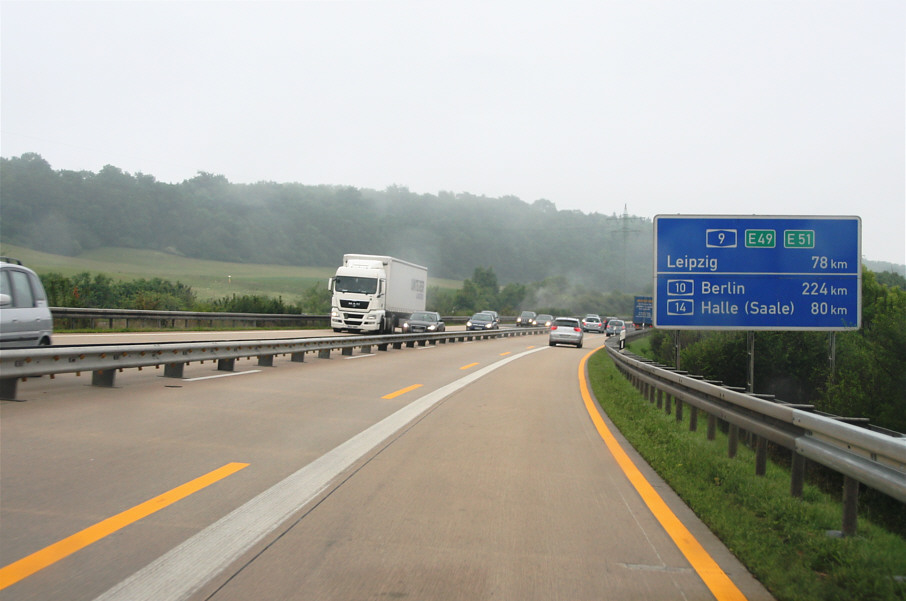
654 215 861 330
634 296 653 325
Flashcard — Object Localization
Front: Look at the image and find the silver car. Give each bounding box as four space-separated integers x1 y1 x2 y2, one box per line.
581 315 605 333
549 317 584 348
0 259 53 348
605 319 626 337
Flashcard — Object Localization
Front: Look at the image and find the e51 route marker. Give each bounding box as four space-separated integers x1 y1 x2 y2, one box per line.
653 215 861 331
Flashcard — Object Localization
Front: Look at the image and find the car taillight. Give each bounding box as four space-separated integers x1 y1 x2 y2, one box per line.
574 327 581 332
550 325 556 331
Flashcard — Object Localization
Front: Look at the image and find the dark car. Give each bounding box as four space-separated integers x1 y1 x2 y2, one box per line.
481 310 500 328
516 311 537 327
401 311 445 333
466 312 498 330
535 314 554 328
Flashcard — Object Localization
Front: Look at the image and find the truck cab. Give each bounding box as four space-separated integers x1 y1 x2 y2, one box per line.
329 261 387 333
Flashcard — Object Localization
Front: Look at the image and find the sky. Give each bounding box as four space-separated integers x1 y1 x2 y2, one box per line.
2 1 904 265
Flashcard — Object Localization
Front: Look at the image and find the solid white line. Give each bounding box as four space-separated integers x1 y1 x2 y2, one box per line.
183 370 262 382
93 346 549 601
344 354 375 360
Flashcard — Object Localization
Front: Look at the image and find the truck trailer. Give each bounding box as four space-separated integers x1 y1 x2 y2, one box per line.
329 254 427 334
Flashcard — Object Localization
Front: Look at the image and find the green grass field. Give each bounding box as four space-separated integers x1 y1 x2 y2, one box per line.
0 244 461 302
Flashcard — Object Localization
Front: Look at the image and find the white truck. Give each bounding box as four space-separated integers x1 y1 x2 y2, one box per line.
328 254 427 334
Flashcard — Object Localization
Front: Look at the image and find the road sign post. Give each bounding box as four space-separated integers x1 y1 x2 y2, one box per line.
654 215 861 331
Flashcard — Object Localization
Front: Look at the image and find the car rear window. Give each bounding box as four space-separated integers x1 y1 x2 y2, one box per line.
554 319 578 327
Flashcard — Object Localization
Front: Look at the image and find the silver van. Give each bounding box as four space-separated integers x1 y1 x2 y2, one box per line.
0 259 53 348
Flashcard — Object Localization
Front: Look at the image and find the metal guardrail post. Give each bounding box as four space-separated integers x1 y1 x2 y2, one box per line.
791 453 805 498
842 477 859 536
728 426 739 458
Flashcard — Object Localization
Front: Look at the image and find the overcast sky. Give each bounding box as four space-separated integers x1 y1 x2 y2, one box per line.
2 1 904 265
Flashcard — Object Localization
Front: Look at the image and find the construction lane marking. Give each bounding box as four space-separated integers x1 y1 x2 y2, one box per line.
578 347 748 601
382 384 423 400
0 462 249 591
184 370 262 382
92 346 549 601
459 362 479 370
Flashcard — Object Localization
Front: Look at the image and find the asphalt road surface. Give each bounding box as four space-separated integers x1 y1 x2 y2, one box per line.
0 330 773 601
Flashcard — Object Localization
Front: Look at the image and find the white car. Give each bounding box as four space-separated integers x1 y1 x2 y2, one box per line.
0 258 53 348
549 317 584 348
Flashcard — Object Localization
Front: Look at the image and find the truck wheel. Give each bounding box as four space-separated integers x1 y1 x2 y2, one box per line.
333 328 342 333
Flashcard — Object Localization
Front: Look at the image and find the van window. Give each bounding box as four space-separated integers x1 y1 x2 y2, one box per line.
4 270 37 308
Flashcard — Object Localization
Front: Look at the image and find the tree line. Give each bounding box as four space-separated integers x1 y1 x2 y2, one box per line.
1 153 653 293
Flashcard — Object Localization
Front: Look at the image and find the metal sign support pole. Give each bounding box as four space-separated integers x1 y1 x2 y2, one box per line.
674 330 681 370
747 331 755 393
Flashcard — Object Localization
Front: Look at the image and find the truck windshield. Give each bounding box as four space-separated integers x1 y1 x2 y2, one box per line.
334 276 378 294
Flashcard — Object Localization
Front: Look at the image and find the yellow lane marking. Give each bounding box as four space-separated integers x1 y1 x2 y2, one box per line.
382 384 423 399
0 462 249 591
459 362 479 370
499 352 512 357
526 345 536 349
578 349 748 601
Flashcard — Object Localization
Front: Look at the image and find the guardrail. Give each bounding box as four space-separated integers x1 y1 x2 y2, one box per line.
50 308 479 330
605 335 906 536
0 327 546 401
51 307 330 330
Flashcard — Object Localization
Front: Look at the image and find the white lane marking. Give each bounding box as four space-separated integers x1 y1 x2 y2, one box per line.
94 346 549 601
183 371 262 382
344 354 376 360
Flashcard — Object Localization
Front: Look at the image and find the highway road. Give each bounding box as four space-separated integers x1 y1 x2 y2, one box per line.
1 329 774 601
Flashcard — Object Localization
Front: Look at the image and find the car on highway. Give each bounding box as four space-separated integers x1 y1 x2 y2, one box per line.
549 317 584 348
515 310 537 327
0 258 53 348
581 315 605 333
605 319 626 337
401 311 445 333
466 312 498 330
535 313 554 327
481 310 500 327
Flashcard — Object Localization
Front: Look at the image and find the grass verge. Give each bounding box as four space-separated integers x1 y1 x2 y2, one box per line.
587 349 906 601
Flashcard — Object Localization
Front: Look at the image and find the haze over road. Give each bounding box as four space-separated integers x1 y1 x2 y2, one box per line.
1 331 772 600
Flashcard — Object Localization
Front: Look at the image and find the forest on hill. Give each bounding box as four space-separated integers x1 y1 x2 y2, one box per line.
0 153 653 294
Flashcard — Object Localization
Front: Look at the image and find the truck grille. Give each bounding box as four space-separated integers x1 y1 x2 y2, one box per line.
340 299 369 310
